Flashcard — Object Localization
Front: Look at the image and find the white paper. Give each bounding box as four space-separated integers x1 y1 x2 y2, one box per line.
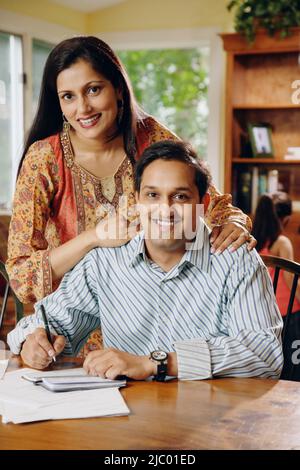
0 360 8 380
2 388 129 424
22 367 89 382
0 368 130 424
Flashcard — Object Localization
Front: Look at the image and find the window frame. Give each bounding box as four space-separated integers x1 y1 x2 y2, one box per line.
0 31 24 210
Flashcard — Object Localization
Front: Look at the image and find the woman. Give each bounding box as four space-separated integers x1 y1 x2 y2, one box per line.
6 37 255 351
253 191 300 315
253 192 300 380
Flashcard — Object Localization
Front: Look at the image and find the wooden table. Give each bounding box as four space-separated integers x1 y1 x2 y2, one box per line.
1 356 300 450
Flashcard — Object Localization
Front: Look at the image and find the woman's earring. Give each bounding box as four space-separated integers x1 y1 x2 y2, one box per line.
117 99 124 126
62 113 70 133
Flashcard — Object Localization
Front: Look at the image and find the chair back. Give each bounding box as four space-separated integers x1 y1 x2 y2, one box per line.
0 260 24 328
261 254 300 381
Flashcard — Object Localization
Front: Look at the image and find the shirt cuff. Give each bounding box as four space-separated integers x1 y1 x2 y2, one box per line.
7 316 45 355
6 309 58 355
174 338 212 380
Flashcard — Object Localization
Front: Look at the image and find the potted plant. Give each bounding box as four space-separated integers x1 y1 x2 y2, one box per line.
227 0 300 43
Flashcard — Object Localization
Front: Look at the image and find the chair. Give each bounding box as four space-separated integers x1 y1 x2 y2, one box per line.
0 259 23 329
261 254 300 381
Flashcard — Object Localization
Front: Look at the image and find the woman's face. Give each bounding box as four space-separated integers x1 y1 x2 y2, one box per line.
57 59 121 141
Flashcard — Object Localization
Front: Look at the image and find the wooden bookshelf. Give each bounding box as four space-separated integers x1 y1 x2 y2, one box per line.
221 29 300 261
233 104 300 110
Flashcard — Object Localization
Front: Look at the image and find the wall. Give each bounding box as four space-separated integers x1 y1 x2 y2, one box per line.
0 0 233 35
87 0 232 33
0 0 87 32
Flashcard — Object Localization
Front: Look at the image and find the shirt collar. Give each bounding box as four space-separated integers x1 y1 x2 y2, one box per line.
129 231 147 266
177 218 211 273
128 218 211 273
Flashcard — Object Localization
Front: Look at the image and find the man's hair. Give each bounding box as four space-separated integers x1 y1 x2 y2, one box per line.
134 140 211 199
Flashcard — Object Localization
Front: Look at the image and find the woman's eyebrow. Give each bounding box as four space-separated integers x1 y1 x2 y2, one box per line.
58 80 105 94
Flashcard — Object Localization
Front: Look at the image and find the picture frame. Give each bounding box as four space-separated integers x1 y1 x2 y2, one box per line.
247 123 274 158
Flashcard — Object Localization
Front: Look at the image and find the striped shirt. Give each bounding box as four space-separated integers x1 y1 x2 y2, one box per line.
8 224 283 380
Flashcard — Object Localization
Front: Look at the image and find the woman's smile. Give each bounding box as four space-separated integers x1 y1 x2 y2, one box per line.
78 113 102 129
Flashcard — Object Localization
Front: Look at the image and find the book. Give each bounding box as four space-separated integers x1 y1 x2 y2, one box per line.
251 166 259 213
283 155 300 161
287 147 300 154
22 368 126 393
236 169 252 214
40 376 126 392
258 170 268 195
283 147 300 160
267 169 279 193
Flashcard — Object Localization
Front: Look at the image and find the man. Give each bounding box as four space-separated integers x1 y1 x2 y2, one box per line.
7 141 283 380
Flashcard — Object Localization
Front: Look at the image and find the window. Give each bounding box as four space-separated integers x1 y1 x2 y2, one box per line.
118 47 209 158
0 35 54 210
0 32 23 211
32 39 53 118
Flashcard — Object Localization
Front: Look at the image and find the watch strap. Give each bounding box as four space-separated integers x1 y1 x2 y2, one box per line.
153 362 168 382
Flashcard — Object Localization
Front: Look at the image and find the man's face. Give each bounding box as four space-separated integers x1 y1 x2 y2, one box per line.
136 159 209 252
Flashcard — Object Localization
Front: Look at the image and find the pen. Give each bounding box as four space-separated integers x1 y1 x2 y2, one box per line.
40 304 56 362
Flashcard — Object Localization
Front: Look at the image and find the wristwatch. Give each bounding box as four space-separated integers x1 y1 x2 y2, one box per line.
150 350 168 382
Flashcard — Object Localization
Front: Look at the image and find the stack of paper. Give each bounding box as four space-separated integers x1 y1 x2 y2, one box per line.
0 368 130 424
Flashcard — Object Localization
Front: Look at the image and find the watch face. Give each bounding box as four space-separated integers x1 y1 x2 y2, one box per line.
151 350 168 361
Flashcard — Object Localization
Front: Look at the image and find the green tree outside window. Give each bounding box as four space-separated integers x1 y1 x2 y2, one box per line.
118 48 210 158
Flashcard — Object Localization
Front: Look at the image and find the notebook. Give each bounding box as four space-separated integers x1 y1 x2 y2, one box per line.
22 368 126 392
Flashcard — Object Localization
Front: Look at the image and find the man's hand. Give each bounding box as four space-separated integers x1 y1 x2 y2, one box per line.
83 348 156 380
20 327 66 369
210 222 257 254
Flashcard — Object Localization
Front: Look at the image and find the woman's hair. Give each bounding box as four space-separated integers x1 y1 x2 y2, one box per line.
18 36 144 174
252 191 292 251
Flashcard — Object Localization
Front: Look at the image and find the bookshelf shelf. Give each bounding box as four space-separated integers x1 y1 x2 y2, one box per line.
233 158 300 164
233 104 300 110
221 29 300 261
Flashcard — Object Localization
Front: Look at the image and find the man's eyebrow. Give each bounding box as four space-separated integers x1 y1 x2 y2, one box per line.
173 187 193 192
142 185 192 192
